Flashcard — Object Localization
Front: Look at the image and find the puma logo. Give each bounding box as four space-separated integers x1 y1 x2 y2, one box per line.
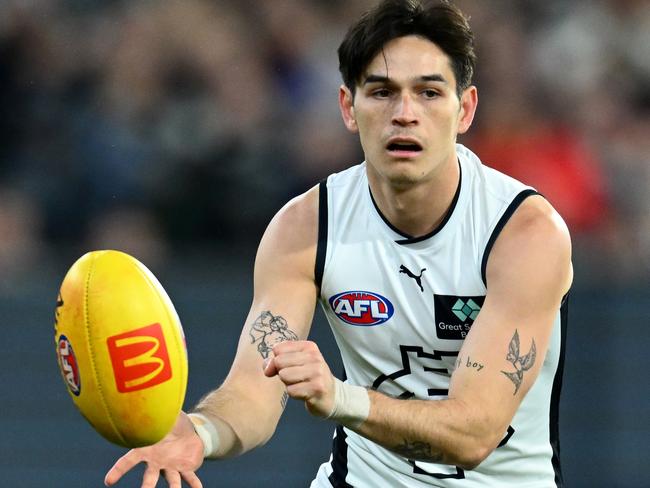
399 265 426 292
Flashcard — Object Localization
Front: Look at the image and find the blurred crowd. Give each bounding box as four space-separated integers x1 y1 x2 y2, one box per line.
0 0 648 287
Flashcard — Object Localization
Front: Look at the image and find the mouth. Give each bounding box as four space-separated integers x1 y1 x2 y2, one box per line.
386 139 423 157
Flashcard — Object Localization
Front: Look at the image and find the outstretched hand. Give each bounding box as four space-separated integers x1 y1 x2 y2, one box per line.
104 412 204 488
263 340 336 418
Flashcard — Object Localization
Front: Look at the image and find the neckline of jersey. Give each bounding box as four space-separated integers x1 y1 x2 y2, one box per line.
367 159 463 245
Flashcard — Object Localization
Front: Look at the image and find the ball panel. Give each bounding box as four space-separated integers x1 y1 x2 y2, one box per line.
55 251 125 445
88 251 187 447
136 256 189 415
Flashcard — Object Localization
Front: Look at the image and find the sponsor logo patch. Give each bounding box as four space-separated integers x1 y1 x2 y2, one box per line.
57 334 81 396
329 291 394 326
434 295 485 340
107 323 172 393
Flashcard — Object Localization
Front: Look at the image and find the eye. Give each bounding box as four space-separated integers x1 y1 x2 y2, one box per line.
422 89 440 99
372 88 392 99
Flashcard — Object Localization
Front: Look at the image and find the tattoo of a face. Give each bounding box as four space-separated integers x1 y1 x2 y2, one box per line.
393 439 442 462
501 330 536 395
249 311 298 359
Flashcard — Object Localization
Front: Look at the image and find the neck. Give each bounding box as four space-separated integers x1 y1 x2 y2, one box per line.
367 157 460 238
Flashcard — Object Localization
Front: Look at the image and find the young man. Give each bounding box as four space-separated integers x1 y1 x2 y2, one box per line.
105 1 572 486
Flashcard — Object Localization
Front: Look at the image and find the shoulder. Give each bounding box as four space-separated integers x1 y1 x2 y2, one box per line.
504 195 571 254
255 185 320 281
265 184 320 241
486 195 573 298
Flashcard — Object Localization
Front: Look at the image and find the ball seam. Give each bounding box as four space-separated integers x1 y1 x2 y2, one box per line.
84 251 127 446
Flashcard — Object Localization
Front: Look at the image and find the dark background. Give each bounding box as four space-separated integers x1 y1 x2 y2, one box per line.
0 0 648 486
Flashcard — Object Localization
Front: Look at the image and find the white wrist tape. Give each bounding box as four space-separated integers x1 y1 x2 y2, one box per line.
188 413 221 459
326 378 370 428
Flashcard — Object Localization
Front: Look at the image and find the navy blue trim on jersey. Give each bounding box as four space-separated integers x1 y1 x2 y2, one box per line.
368 160 462 245
481 189 540 285
328 425 354 488
328 368 353 487
550 293 569 487
315 179 328 291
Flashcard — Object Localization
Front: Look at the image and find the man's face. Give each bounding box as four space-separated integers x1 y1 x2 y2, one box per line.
339 35 476 187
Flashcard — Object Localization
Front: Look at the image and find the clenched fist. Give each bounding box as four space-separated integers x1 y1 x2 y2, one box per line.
263 340 336 418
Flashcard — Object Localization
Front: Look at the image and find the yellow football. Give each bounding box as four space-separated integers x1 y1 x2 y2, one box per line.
54 250 188 448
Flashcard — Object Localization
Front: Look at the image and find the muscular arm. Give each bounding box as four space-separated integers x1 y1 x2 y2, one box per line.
186 186 321 457
346 197 572 469
104 187 321 487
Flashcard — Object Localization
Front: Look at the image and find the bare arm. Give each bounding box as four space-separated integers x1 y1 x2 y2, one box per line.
192 186 320 456
352 196 572 468
105 185 320 486
266 195 572 470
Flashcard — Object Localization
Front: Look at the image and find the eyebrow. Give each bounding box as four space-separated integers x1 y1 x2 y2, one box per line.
363 74 448 85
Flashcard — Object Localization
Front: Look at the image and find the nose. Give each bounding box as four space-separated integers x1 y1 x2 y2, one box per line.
392 93 418 126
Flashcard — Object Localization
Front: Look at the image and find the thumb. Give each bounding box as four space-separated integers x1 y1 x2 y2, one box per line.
263 356 278 377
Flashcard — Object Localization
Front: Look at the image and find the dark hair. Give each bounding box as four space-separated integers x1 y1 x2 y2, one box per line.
338 0 476 97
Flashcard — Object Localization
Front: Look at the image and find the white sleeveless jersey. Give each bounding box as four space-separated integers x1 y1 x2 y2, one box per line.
311 144 567 488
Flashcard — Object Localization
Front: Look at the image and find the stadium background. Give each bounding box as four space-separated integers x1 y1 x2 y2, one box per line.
0 0 648 486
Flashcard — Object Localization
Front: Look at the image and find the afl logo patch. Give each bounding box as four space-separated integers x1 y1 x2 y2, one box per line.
57 335 81 396
329 291 394 326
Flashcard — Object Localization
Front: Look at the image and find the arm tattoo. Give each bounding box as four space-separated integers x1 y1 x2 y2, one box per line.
249 310 298 359
280 391 289 410
456 354 484 372
501 330 537 395
393 439 443 463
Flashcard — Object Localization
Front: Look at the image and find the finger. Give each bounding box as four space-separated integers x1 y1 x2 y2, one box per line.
104 450 142 486
276 343 324 366
163 469 182 488
181 471 204 488
263 356 279 377
277 365 310 386
271 349 313 370
271 339 310 355
286 382 312 401
265 350 311 376
142 464 161 488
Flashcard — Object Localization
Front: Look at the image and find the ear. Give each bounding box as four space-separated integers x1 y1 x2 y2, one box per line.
457 85 478 135
339 85 358 133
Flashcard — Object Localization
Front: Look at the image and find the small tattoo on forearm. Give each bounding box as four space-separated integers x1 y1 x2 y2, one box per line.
280 391 289 410
393 439 441 462
464 355 484 372
501 330 536 395
249 311 298 359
